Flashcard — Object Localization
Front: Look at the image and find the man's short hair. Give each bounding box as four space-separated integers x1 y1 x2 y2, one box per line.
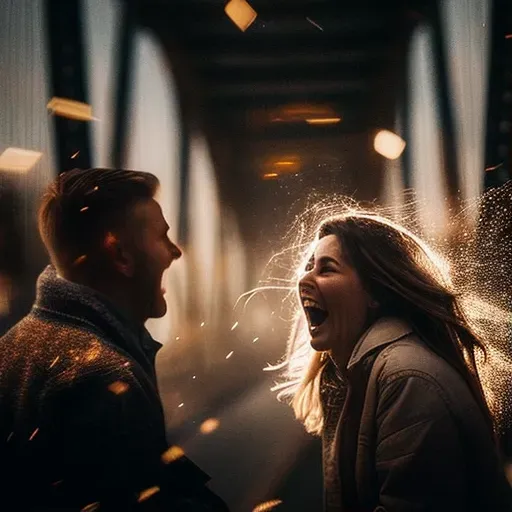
38 168 159 275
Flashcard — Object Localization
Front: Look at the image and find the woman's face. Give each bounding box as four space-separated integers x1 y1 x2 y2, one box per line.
298 234 372 366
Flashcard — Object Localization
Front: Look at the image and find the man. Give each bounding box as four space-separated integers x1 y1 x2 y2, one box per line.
0 168 228 511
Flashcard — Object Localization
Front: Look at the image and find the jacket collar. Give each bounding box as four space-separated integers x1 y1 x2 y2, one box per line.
33 265 162 378
346 316 413 371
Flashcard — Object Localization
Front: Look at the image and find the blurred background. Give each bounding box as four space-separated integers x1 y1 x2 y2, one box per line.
1 0 512 509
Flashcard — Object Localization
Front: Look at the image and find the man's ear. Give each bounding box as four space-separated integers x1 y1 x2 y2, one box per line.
103 232 135 277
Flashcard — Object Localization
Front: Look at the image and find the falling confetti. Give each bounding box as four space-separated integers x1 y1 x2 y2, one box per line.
137 486 160 503
226 351 234 359
161 445 185 464
253 499 283 512
108 381 129 395
199 418 220 434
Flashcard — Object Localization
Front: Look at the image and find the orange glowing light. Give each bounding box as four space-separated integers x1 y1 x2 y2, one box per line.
0 147 43 173
253 499 283 512
137 486 160 503
231 321 239 330
262 173 279 180
224 0 257 32
274 161 296 166
161 445 185 464
226 351 234 359
374 130 406 160
305 117 341 125
73 255 87 266
71 151 80 159
199 418 220 434
81 502 100 512
47 97 97 121
29 427 39 441
49 356 60 369
108 381 129 395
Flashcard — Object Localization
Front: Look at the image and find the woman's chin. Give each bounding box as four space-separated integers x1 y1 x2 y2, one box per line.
310 335 330 352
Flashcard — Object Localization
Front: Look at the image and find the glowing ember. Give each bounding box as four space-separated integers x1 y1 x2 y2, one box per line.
226 351 234 359
137 486 160 503
178 402 184 408
80 206 89 213
29 427 39 441
231 321 239 330
161 445 185 464
81 502 100 512
199 418 220 434
108 381 129 395
253 337 259 343
200 322 205 327
253 499 283 511
71 151 80 159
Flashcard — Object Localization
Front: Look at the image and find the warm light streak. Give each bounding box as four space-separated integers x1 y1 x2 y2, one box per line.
226 351 234 359
29 427 39 441
253 499 283 511
305 117 341 125
253 337 259 343
47 97 97 121
81 502 100 512
71 151 80 159
0 147 43 173
263 173 279 180
161 446 185 464
108 381 129 395
231 321 239 330
178 402 184 408
199 418 220 434
137 486 160 503
224 0 257 32
49 356 60 369
80 206 89 213
374 130 406 160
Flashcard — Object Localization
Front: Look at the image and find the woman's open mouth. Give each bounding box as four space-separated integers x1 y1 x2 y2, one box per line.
302 298 329 331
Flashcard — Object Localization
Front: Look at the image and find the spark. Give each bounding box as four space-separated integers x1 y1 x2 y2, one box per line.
108 381 129 395
199 418 220 434
175 336 180 340
192 375 196 379
306 16 323 31
200 322 205 327
85 185 99 195
178 402 184 408
234 286 292 313
80 206 89 213
49 356 60 369
29 427 39 441
231 321 239 330
506 34 512 39
71 151 80 159
6 432 13 442
253 499 283 511
253 337 259 343
138 486 160 503
226 351 234 359
161 445 185 464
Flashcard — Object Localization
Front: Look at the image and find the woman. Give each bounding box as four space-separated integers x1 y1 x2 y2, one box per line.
276 211 512 511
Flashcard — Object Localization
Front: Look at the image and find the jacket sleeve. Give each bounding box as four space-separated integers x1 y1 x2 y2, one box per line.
47 369 228 511
374 374 468 512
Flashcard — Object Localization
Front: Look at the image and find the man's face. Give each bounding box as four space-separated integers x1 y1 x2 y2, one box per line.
129 198 181 321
